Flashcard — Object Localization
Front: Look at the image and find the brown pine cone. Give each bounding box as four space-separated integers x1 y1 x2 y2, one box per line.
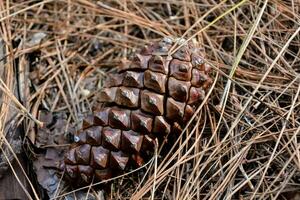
61 37 213 185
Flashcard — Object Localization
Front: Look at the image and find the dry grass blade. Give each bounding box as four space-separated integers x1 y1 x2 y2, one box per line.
219 0 268 110
0 79 43 126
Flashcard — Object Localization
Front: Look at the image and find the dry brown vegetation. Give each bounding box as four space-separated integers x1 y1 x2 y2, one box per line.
0 0 300 199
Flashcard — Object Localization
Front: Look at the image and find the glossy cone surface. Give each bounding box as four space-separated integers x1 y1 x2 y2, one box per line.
62 37 213 185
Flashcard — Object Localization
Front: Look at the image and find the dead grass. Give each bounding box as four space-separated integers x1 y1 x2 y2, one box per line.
0 0 300 199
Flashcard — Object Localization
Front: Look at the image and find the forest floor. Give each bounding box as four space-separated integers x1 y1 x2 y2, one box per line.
0 0 300 199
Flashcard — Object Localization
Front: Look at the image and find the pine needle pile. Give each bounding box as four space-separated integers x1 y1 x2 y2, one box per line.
0 1 299 199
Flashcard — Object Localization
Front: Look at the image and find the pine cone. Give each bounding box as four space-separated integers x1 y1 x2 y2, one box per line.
61 37 213 185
